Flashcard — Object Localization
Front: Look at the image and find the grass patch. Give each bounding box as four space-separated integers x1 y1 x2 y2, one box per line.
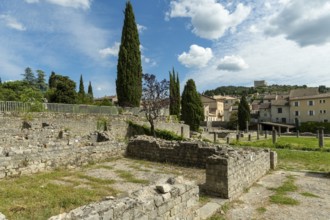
256 206 267 214
269 194 300 205
199 194 211 205
268 175 300 206
0 170 118 219
76 174 116 185
300 192 320 198
114 170 149 184
94 165 114 170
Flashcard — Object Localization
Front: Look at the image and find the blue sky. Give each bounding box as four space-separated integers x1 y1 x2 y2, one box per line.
1 0 330 98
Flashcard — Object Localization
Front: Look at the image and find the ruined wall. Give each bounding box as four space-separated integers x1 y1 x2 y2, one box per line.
127 136 218 168
127 136 276 200
205 150 271 199
49 177 199 220
0 112 190 140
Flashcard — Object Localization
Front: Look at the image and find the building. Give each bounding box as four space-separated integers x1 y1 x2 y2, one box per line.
289 91 330 124
200 95 224 121
254 80 267 88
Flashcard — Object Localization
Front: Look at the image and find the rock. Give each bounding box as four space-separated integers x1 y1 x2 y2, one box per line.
58 131 64 139
156 184 171 194
22 121 32 129
103 196 115 200
96 132 110 142
0 212 7 220
42 122 50 128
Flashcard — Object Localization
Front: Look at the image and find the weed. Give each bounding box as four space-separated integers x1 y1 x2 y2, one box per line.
300 192 320 198
269 195 300 205
256 207 267 214
114 170 149 184
268 175 300 206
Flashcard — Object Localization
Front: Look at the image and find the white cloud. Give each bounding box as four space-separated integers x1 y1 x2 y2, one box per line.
265 0 330 46
25 0 92 10
0 15 26 31
99 42 120 58
166 0 251 40
217 55 249 72
178 44 213 68
137 24 147 33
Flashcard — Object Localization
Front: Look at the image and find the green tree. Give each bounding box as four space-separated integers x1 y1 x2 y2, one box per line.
0 77 2 85
116 1 142 107
141 74 169 136
20 88 44 111
48 71 56 89
22 67 36 86
47 74 77 104
169 68 180 119
78 74 85 103
237 95 250 130
36 70 47 92
87 81 94 102
181 79 204 132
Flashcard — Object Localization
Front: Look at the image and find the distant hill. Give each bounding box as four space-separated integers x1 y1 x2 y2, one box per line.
203 85 330 97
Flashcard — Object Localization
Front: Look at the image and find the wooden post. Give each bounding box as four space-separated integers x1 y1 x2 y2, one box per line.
246 121 249 133
265 130 268 139
236 134 240 142
213 132 217 143
297 130 300 138
181 126 184 138
248 134 251 141
226 136 230 144
278 126 281 137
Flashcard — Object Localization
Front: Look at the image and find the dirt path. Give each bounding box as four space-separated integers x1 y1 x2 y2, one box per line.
225 170 330 220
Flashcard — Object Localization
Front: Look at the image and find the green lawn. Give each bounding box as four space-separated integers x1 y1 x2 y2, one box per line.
230 136 330 172
232 136 330 151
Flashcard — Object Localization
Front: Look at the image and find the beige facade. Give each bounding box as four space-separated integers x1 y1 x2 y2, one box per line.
289 93 330 124
271 99 290 124
201 95 224 121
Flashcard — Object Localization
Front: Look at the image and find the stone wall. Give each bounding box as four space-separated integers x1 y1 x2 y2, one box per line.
0 112 190 140
49 177 199 220
205 149 272 199
127 136 276 200
127 136 218 168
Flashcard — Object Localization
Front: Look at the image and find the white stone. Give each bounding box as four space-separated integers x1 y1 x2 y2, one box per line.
156 184 171 194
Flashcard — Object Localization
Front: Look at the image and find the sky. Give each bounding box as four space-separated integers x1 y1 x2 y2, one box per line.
1 0 330 98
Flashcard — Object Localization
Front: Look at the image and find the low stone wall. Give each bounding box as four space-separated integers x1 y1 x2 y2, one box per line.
127 136 276 200
0 112 190 140
49 177 199 220
0 141 125 179
205 149 272 199
127 136 218 168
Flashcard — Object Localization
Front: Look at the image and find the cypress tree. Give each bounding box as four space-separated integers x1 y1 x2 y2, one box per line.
78 75 85 96
238 95 250 130
0 77 2 85
116 1 142 107
169 68 180 118
181 79 204 132
49 71 56 89
87 81 93 99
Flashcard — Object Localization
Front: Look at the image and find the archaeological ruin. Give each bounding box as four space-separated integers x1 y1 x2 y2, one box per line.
0 112 276 220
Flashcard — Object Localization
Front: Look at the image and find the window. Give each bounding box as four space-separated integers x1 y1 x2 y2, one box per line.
319 100 326 104
324 110 327 114
294 101 299 106
276 118 279 122
323 100 326 103
320 110 323 114
320 100 322 104
277 108 282 113
308 110 315 116
308 100 314 106
295 111 299 116
325 119 328 123
281 118 287 123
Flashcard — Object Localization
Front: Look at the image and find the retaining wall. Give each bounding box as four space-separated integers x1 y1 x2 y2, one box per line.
49 178 199 220
127 136 276 200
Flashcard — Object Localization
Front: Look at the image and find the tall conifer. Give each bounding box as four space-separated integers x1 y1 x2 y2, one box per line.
78 75 85 96
238 95 250 130
169 68 180 118
181 79 204 132
116 1 142 107
88 81 93 99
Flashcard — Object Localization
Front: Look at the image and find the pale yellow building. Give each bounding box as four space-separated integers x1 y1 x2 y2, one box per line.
290 93 330 124
201 95 224 121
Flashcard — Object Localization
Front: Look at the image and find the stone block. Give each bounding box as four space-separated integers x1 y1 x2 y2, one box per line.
156 184 171 194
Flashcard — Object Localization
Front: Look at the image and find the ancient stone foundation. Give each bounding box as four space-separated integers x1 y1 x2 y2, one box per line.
127 136 276 200
49 177 199 220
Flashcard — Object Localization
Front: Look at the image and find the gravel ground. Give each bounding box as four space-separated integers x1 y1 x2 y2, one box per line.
225 170 330 220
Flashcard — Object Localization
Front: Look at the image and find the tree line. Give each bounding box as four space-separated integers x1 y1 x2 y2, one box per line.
0 67 95 106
